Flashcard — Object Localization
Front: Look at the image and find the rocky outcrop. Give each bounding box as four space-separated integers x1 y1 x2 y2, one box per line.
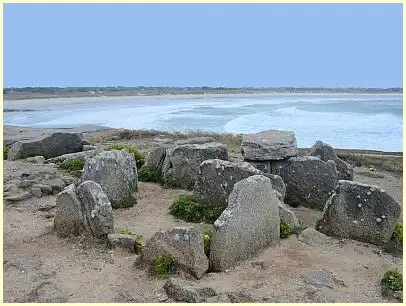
194 159 285 210
7 132 83 161
162 143 228 190
83 150 138 208
106 234 136 252
270 156 338 210
210 175 281 271
54 184 85 237
76 181 114 239
141 226 208 279
174 137 216 145
316 180 401 246
309 140 354 180
241 130 297 161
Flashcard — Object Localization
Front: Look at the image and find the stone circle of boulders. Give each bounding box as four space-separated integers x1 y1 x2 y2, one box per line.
316 180 401 246
270 156 338 210
309 140 354 180
82 150 138 208
140 226 208 279
7 132 83 161
210 175 281 271
193 159 285 210
161 142 228 190
54 181 114 239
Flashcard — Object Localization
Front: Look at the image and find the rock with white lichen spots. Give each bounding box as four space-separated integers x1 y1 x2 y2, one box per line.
193 159 285 210
316 180 401 246
210 175 280 271
161 143 228 190
140 226 208 279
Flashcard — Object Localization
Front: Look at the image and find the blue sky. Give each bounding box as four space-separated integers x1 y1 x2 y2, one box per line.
4 4 403 88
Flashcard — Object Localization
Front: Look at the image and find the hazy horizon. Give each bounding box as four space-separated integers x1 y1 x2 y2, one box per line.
4 4 402 88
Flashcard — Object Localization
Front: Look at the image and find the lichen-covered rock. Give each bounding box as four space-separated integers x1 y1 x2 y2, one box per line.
83 150 138 208
241 130 297 161
316 180 401 246
270 156 338 210
25 156 46 164
163 278 217 302
244 160 271 173
45 150 100 164
106 234 136 252
298 228 331 246
76 180 114 239
210 175 281 271
54 184 85 237
194 159 285 210
162 143 228 190
141 226 208 279
144 145 171 177
309 140 354 180
7 132 83 160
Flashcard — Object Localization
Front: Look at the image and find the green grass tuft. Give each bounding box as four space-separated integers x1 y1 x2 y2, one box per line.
58 159 84 176
138 165 160 183
3 145 10 160
394 224 403 245
382 269 403 292
280 221 293 239
170 195 224 224
105 144 145 169
154 255 177 278
203 230 213 257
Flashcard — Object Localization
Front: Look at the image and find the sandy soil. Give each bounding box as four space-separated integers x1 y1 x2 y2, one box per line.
3 127 403 302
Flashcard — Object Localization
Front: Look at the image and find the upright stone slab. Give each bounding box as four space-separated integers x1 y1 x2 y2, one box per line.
7 132 83 160
241 130 297 161
76 180 114 239
83 150 138 208
141 226 208 279
270 156 338 210
144 145 171 177
194 159 285 210
210 175 281 271
54 184 85 237
309 140 354 180
316 180 401 246
162 143 228 190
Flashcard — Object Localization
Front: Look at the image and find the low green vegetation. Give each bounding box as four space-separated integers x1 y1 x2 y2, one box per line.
105 144 145 169
138 165 160 183
203 230 213 257
154 255 177 278
169 195 224 224
382 269 403 292
58 159 84 176
119 228 135 235
3 145 10 159
393 224 403 246
280 221 293 239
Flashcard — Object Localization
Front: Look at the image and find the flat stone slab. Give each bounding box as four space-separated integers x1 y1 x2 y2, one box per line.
241 130 297 161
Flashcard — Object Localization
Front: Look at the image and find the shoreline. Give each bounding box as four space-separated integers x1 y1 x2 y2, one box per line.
3 124 402 155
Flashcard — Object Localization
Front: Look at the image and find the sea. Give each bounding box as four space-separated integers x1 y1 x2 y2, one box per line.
4 93 403 152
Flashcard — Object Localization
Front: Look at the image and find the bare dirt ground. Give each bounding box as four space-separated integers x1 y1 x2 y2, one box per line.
3 126 403 302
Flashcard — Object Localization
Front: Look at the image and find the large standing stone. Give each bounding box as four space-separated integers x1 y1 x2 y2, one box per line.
141 226 208 279
144 145 171 177
162 143 228 190
210 175 281 271
7 132 83 161
194 159 285 210
278 202 300 230
309 140 354 180
76 180 114 238
241 130 297 161
316 180 401 246
83 150 138 208
270 156 338 210
54 184 85 237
